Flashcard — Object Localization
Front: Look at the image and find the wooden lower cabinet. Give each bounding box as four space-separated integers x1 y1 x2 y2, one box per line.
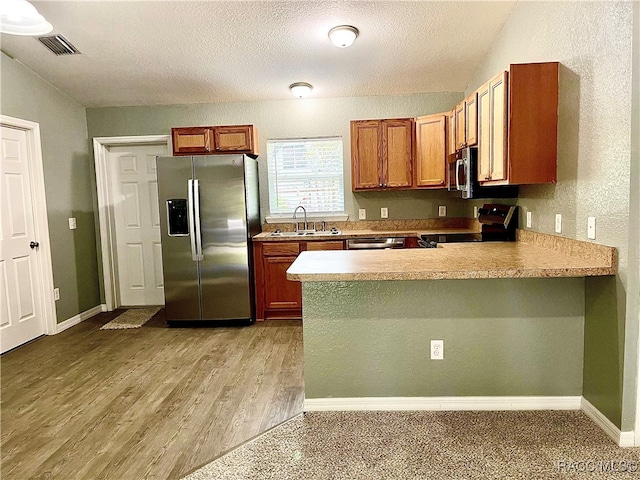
253 239 345 321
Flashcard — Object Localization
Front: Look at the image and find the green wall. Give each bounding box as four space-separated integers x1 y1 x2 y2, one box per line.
303 279 585 399
464 0 638 431
86 93 469 222
1 53 101 323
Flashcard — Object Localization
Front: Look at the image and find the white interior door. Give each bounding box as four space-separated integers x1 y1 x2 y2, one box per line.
1 125 45 352
108 144 167 306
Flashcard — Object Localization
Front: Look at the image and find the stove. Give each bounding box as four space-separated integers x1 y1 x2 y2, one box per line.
420 204 518 248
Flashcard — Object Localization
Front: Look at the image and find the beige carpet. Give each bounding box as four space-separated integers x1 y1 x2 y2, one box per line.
100 307 161 330
183 410 640 480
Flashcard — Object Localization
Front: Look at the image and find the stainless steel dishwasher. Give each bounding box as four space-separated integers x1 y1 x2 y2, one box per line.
346 238 405 250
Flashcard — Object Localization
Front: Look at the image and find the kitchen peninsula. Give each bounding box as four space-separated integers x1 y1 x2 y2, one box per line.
287 231 617 411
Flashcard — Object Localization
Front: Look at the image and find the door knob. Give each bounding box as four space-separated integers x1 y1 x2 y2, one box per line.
30 241 39 249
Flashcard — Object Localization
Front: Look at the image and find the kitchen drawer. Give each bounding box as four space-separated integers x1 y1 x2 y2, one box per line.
306 241 344 251
262 242 301 256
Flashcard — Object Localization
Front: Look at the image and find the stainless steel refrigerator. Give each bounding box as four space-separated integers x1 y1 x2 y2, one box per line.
156 154 260 325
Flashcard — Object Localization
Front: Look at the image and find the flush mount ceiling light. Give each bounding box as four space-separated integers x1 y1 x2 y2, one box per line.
328 25 359 48
0 0 53 36
289 82 313 98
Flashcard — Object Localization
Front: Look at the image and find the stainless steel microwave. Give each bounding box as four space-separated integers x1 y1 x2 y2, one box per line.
449 147 518 200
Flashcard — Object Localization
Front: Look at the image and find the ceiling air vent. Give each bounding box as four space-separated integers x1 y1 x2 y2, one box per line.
37 35 80 56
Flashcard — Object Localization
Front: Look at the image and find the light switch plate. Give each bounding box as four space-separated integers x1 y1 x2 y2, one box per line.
68 217 77 230
526 211 532 228
380 207 388 219
587 217 596 239
555 214 562 233
438 205 447 217
358 208 366 220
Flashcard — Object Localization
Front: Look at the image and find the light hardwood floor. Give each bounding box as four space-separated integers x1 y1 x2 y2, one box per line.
1 311 304 480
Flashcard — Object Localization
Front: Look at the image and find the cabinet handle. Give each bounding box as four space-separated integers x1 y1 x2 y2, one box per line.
484 175 490 180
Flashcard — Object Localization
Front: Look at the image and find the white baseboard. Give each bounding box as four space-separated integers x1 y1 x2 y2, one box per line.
55 304 107 333
304 396 582 412
581 397 635 447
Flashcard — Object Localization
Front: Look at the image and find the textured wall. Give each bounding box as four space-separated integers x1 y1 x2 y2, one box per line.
86 93 467 221
303 279 585 399
1 53 101 322
464 1 636 430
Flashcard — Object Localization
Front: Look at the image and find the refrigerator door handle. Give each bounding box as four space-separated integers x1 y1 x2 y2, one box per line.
193 178 204 260
188 179 198 261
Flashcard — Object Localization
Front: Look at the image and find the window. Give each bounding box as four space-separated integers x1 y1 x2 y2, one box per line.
267 137 344 215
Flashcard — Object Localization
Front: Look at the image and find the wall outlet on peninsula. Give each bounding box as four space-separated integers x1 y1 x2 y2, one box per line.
431 340 444 360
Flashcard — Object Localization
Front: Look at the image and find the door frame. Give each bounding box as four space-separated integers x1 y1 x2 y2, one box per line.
1 115 57 336
93 135 172 311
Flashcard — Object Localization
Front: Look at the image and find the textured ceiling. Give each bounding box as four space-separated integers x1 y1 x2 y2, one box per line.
0 1 517 108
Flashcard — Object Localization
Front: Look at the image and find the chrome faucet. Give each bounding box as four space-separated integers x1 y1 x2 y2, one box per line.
293 205 308 232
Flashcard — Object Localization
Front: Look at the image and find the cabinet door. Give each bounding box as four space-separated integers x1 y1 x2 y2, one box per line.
465 92 478 146
455 101 466 150
264 256 301 311
262 242 302 318
415 114 446 188
351 120 382 190
213 125 255 153
477 82 491 182
172 127 212 155
382 119 413 188
446 109 457 156
489 71 509 182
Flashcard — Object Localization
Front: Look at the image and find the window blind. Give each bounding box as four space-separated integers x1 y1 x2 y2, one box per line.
267 137 345 214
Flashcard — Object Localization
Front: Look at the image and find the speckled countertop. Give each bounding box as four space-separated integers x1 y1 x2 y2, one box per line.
253 227 478 241
286 230 617 281
253 218 479 241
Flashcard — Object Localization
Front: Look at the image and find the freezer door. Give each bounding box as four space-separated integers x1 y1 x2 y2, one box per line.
157 156 201 321
195 155 252 320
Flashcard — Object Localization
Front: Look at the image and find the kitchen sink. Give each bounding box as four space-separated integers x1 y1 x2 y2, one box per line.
269 230 342 237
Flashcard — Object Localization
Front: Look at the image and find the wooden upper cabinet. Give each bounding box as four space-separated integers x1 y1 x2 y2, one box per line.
455 101 466 150
477 62 558 186
465 92 478 146
477 81 492 182
446 108 457 156
172 125 257 156
172 127 213 155
213 125 256 153
415 114 446 188
351 120 382 190
351 118 413 191
383 119 414 188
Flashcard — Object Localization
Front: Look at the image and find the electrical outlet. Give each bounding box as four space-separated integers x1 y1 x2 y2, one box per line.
526 211 532 228
587 217 596 239
380 207 388 219
555 214 562 233
431 340 444 360
358 208 366 220
54 288 60 301
473 206 478 218
68 217 77 230
438 205 447 217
